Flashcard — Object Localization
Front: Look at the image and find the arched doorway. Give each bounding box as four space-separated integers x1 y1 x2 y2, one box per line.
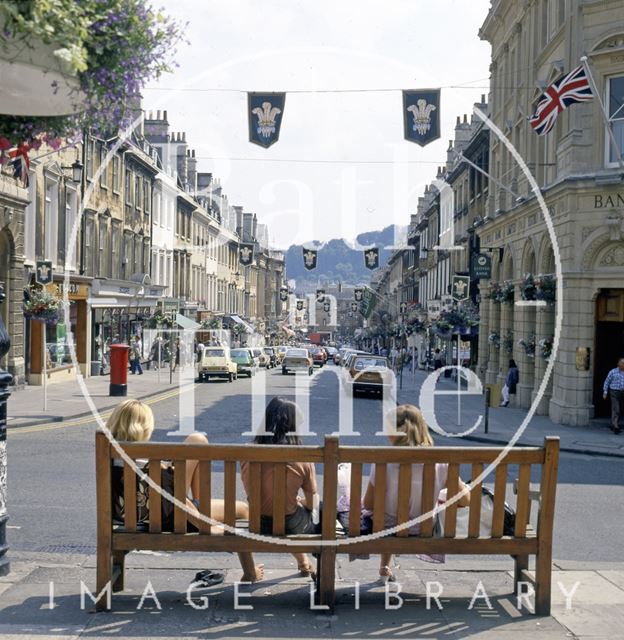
594 290 624 417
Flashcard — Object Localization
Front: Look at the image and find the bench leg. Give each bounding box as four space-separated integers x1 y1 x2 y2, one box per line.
534 550 552 616
112 551 126 593
95 545 112 612
513 554 529 595
318 548 336 612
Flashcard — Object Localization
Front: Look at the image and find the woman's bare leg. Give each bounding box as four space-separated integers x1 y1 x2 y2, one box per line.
183 432 209 499
379 553 394 580
239 553 264 582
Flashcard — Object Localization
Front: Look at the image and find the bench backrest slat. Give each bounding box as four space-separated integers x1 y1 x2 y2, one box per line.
420 464 435 537
224 461 237 535
444 464 460 537
348 463 363 536
173 459 187 534
272 463 287 536
198 461 212 534
322 437 339 541
248 462 262 534
123 463 138 531
467 463 483 538
372 463 387 533
148 460 162 533
514 463 532 538
396 464 412 537
490 463 508 538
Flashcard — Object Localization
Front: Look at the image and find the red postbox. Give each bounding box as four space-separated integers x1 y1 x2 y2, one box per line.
109 344 130 396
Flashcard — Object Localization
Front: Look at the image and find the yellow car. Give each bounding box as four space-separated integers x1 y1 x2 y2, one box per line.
197 346 238 382
282 348 313 376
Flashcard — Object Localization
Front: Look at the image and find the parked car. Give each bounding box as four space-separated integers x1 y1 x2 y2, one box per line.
263 347 277 368
344 355 391 396
230 348 256 378
324 346 338 361
197 346 238 382
282 348 314 376
311 346 327 367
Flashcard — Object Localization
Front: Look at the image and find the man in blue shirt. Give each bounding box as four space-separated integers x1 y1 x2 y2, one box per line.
603 357 624 434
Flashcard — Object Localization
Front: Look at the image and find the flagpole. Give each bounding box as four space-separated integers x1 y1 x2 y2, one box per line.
580 56 624 170
455 151 522 201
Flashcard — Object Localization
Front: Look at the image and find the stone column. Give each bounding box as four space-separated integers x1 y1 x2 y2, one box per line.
531 305 555 415
0 284 12 576
486 294 501 384
515 301 536 409
477 293 491 383
497 298 514 391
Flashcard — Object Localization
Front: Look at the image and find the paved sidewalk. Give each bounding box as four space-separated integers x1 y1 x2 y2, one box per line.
1 551 623 639
6 367 184 429
396 366 624 459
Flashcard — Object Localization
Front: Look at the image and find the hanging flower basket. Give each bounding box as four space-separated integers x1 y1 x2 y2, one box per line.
0 1 186 152
520 274 537 301
147 312 172 329
518 334 536 358
486 281 514 304
488 331 501 349
535 274 556 304
538 336 553 360
23 286 62 325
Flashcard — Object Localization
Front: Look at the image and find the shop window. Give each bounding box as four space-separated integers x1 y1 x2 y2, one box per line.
607 75 624 166
44 305 77 371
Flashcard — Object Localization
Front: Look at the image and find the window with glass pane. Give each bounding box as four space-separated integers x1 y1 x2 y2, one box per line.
112 156 120 192
99 144 108 187
608 76 624 165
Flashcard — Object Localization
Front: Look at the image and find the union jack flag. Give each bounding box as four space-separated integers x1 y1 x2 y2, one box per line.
529 65 594 136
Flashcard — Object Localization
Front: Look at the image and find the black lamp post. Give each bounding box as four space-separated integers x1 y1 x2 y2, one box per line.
0 284 12 576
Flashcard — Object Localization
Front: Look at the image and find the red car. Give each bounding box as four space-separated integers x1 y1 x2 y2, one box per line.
311 347 328 367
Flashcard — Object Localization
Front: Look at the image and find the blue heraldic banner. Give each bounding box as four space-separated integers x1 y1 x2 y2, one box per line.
402 89 441 146
248 92 286 148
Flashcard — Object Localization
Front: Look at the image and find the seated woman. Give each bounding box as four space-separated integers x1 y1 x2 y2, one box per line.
240 397 318 578
363 404 471 582
106 399 263 583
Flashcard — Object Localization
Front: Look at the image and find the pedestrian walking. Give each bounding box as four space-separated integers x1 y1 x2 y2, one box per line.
603 357 624 434
501 359 519 407
172 338 181 372
433 348 443 370
129 335 143 375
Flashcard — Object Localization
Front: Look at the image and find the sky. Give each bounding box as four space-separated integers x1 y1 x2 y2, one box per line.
144 0 492 249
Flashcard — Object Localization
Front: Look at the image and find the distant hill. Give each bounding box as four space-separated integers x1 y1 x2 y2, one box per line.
284 225 400 287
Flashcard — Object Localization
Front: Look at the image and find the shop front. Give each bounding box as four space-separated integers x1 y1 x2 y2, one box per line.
27 278 91 385
89 280 166 375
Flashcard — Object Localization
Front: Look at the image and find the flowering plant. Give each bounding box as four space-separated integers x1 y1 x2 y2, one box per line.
485 281 514 304
488 331 500 348
502 331 514 355
518 334 536 358
148 311 172 328
539 336 553 360
535 274 556 303
23 286 63 325
0 0 185 148
520 274 537 301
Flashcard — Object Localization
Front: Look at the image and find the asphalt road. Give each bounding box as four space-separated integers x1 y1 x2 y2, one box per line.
6 364 624 564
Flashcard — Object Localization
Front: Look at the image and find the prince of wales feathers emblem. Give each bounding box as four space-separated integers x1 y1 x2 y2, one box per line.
303 250 316 268
240 245 253 263
407 99 437 136
365 250 378 268
252 102 282 139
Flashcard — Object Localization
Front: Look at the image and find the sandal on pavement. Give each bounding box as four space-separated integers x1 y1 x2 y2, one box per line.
193 570 225 587
378 566 396 583
298 563 317 580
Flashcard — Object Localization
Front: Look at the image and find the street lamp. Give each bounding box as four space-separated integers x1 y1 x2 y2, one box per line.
62 158 84 184
0 284 12 575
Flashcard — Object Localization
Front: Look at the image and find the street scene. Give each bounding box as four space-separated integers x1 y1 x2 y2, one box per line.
1 0 624 638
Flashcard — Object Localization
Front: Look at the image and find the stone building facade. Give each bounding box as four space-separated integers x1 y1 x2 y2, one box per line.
477 0 624 425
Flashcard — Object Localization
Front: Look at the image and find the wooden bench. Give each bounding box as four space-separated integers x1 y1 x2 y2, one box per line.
95 432 559 614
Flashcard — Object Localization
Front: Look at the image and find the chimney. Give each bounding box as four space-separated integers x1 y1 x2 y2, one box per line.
252 213 258 241
144 109 170 144
176 132 188 189
187 149 197 194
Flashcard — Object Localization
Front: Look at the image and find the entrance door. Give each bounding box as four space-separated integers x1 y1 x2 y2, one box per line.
594 290 624 417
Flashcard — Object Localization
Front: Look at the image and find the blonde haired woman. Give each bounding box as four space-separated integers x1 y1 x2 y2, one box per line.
106 399 263 583
363 404 470 582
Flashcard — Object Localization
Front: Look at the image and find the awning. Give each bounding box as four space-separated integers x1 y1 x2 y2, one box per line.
229 314 255 334
176 313 200 330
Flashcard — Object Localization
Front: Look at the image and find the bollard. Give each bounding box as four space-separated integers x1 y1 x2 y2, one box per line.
109 344 130 396
0 285 12 576
484 386 491 434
